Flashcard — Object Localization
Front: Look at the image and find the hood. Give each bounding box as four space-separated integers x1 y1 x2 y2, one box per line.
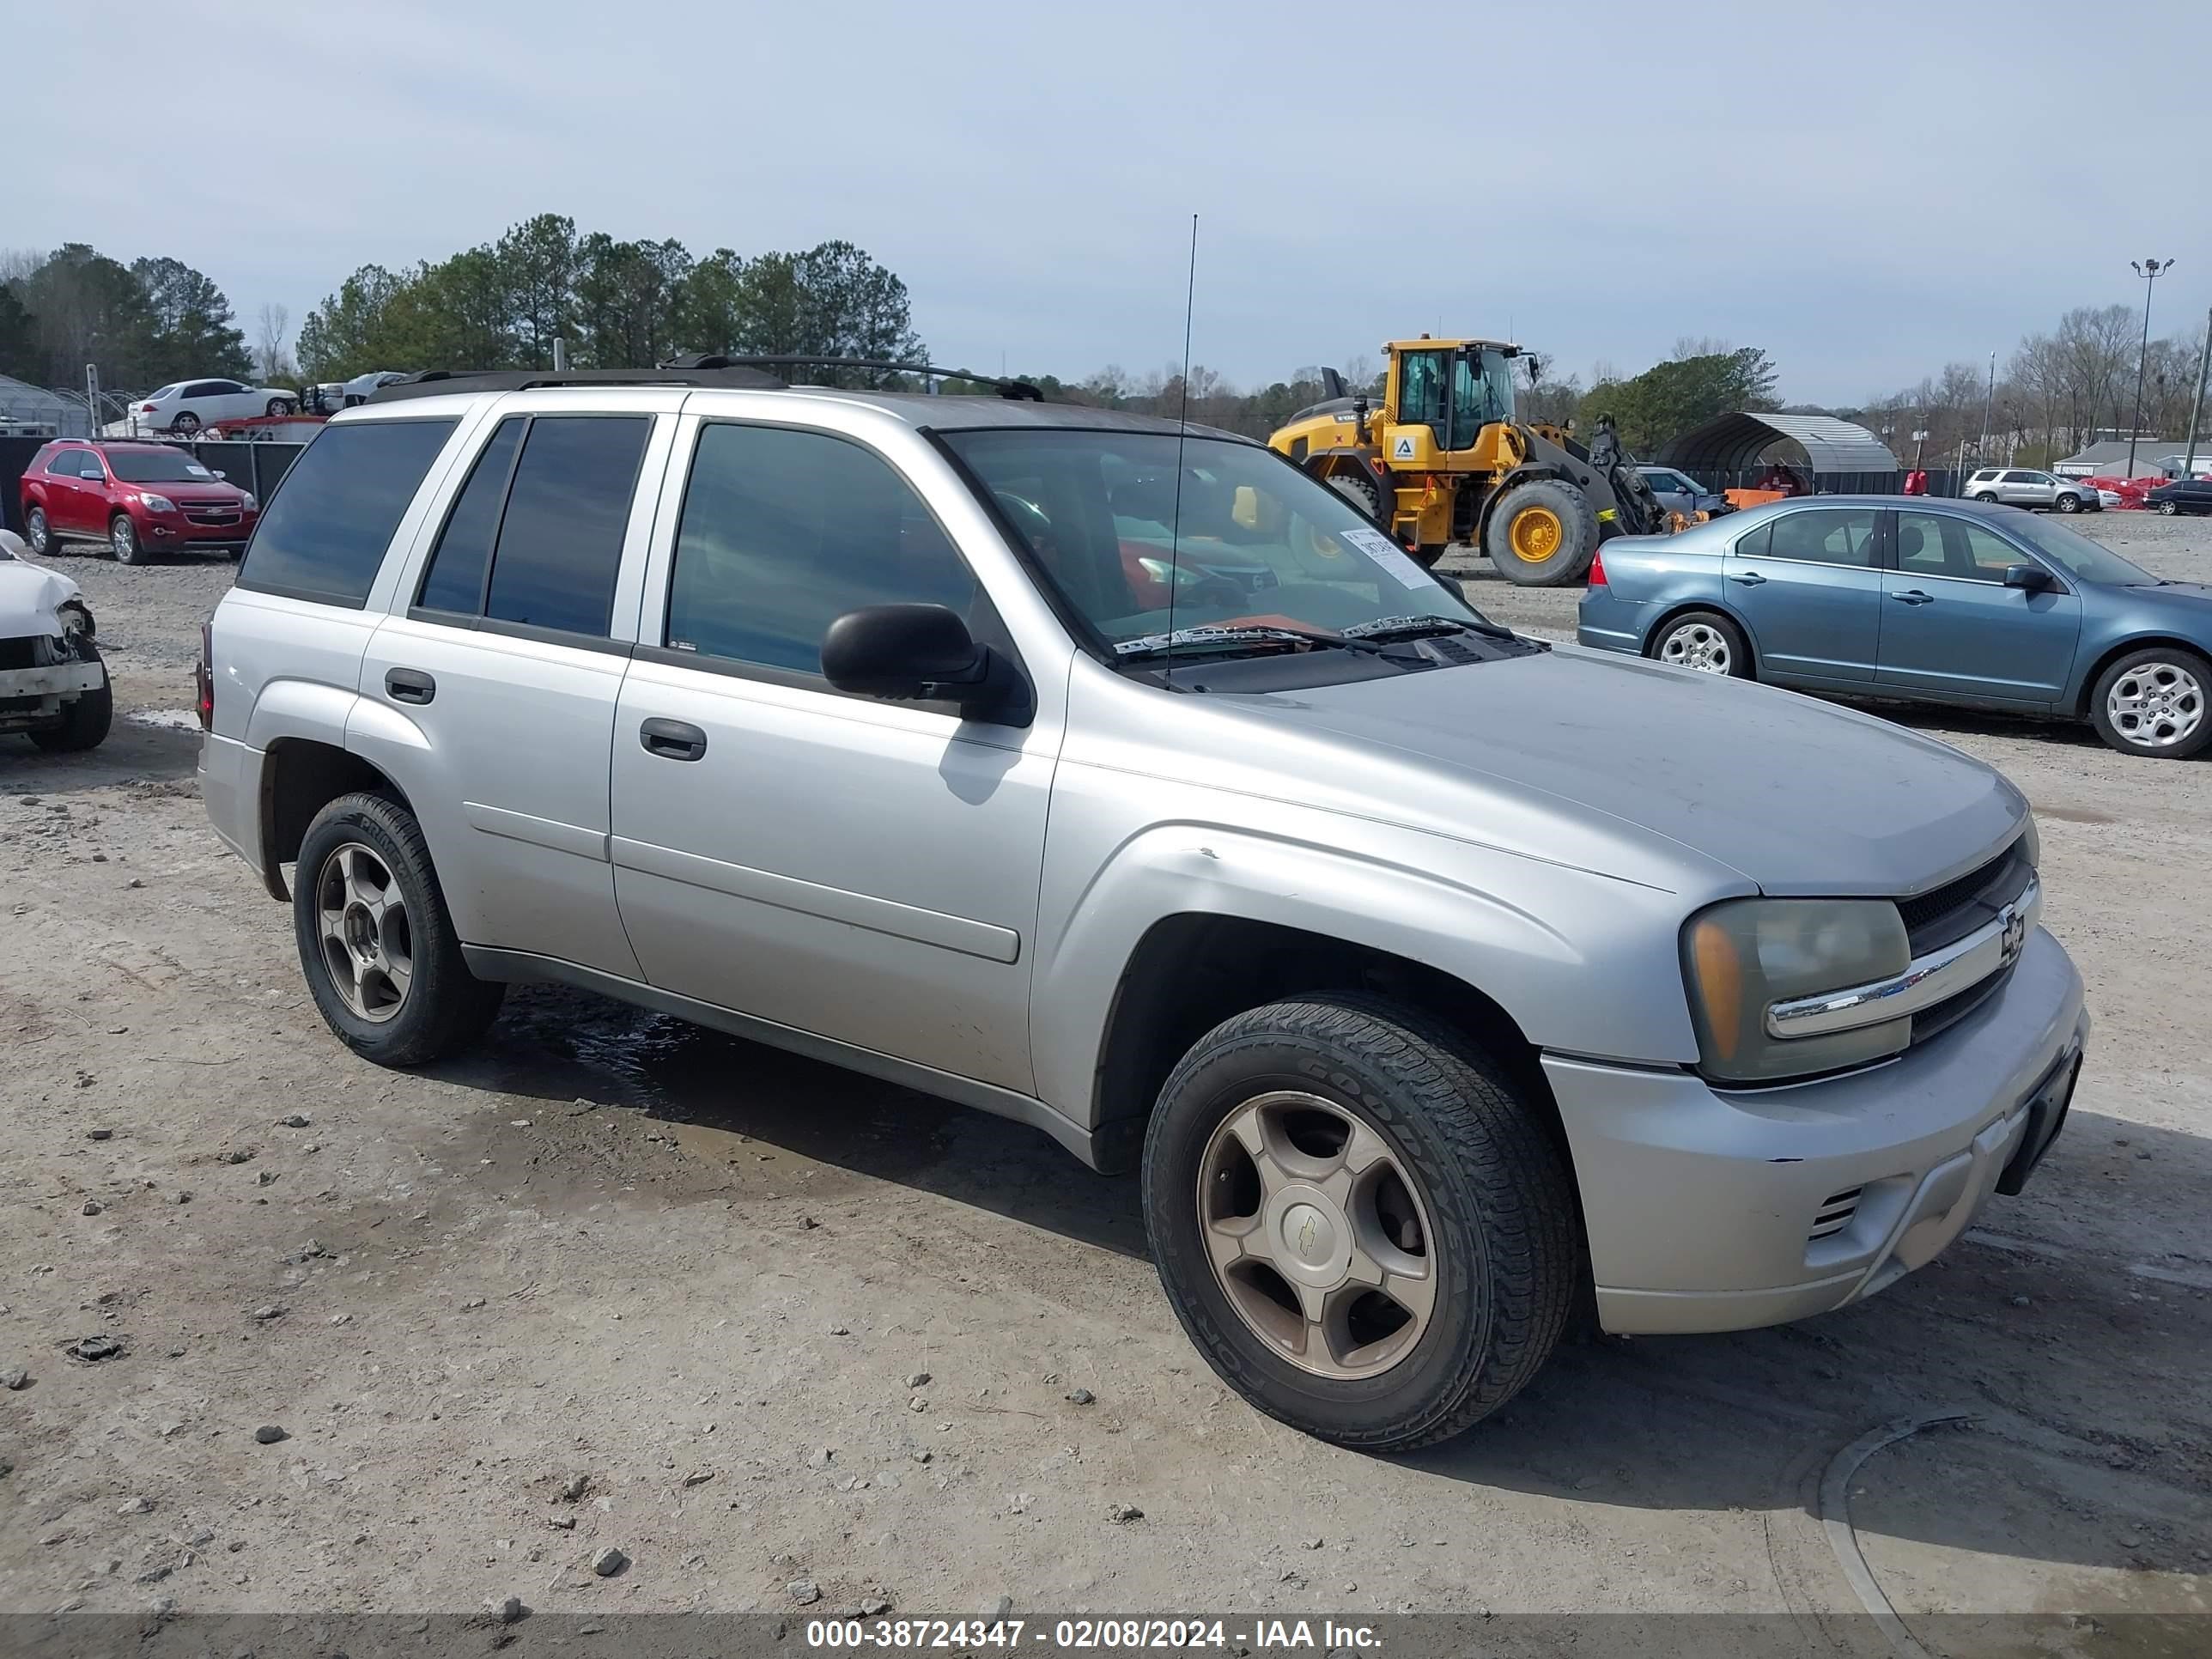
1120 647 2027 900
0 556 87 637
2131 580 2212 611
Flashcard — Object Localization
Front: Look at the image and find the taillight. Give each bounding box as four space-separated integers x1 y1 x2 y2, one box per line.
139 403 158 413
196 621 214 731
1588 550 1607 586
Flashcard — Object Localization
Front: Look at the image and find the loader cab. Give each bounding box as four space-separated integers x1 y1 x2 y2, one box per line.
1385 339 1518 460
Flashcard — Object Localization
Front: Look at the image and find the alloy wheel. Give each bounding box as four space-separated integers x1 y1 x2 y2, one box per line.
2106 661 2204 750
314 842 415 1022
1197 1091 1437 1380
27 507 48 553
1659 621 1733 674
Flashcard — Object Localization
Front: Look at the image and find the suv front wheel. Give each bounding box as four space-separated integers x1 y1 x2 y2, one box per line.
1142 994 1579 1450
293 792 504 1066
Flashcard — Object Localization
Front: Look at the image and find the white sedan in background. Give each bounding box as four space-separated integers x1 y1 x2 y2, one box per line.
132 378 298 434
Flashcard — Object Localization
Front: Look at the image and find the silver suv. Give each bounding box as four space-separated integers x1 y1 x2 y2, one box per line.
1964 467 2099 513
200 368 2088 1449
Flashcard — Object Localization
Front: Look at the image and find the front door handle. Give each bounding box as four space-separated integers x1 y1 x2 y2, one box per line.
640 718 708 762
1891 589 1935 605
385 667 436 704
1728 569 1767 586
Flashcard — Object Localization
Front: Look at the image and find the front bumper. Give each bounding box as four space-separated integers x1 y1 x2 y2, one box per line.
1545 925 2087 1335
138 507 257 547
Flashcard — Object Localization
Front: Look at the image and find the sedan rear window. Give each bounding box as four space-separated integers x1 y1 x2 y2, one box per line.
238 420 457 606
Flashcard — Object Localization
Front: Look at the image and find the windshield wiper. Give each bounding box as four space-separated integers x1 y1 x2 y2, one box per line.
1113 624 1384 663
1341 613 1520 644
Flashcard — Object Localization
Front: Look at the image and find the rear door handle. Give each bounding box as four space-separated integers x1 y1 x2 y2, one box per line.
640 718 708 762
385 667 435 704
1728 569 1766 586
1891 589 1934 605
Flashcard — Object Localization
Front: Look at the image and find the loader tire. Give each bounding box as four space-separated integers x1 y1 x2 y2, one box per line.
1327 468 1389 526
1484 477 1597 586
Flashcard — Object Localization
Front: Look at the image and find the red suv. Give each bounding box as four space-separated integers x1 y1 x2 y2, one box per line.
19 441 260 566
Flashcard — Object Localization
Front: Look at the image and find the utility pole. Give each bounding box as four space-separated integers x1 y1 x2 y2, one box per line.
2185 305 2211 481
2128 258 2174 479
1977 350 1995 471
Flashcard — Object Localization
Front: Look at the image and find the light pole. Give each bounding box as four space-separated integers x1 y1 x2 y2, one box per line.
2127 258 2174 479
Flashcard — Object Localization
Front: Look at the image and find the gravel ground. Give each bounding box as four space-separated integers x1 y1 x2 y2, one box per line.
2 513 2208 1630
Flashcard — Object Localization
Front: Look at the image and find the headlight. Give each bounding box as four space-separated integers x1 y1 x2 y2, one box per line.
240 493 258 512
1682 898 1911 1084
2018 814 2039 873
141 494 177 513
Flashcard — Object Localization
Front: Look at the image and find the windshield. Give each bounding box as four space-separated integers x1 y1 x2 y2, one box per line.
941 430 1482 654
2005 515 2157 585
108 450 217 483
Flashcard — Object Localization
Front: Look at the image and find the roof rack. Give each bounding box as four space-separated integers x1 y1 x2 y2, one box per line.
664 356 1044 402
367 364 784 404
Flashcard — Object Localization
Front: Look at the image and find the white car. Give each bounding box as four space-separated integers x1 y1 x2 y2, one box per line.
0 528 110 752
132 378 298 434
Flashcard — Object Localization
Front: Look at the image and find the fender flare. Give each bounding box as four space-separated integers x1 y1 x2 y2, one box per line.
1028 822 1700 1130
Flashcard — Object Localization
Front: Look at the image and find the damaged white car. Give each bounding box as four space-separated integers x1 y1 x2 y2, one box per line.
1 527 112 753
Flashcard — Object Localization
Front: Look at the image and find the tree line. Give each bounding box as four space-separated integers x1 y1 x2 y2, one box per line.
294 214 923 383
0 246 261 391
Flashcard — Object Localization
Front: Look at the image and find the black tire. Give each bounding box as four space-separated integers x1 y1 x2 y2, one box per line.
27 644 111 753
2087 645 2212 761
25 505 51 554
1482 477 1596 586
2056 493 2081 513
265 396 295 416
170 411 199 434
293 791 505 1066
1648 607 1753 678
1142 994 1579 1451
109 514 151 566
1326 468 1388 524
2159 500 2179 516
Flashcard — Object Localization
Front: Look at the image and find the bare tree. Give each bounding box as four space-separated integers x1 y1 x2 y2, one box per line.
256 301 292 383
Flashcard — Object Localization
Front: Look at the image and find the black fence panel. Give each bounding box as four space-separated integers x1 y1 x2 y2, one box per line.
0 438 308 541
0 436 47 533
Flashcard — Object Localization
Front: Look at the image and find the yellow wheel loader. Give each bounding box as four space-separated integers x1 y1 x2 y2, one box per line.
1267 337 1671 586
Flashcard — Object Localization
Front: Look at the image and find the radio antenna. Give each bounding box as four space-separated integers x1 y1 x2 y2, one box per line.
1160 213 1200 667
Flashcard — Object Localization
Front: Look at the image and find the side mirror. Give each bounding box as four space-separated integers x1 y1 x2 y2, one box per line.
821 604 1030 725
2003 563 2056 592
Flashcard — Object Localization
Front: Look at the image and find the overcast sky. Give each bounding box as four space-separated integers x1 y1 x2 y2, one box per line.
11 1 2208 404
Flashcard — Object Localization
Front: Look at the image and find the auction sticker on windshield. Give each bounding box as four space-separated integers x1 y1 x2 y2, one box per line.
1341 526 1433 589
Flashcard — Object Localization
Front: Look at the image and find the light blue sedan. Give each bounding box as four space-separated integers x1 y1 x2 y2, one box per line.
1577 496 2212 758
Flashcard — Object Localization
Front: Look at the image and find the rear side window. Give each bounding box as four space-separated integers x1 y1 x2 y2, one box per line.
46 451 84 476
416 417 525 615
481 416 649 637
1767 507 1878 568
238 420 456 606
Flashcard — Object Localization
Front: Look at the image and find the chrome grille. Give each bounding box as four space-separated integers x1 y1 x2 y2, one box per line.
1899 840 2033 956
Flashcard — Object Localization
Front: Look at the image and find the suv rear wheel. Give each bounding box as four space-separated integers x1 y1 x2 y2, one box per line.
293 792 504 1065
1141 994 1578 1450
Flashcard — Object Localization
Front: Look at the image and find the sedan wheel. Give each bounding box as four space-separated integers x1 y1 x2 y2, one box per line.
2103 659 2205 754
171 411 199 433
1656 616 1741 675
2160 500 2179 516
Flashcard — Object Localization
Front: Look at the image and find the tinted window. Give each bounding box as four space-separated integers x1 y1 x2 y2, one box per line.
109 450 216 483
1732 520 1771 559
239 420 456 605
46 451 86 476
482 416 648 636
416 417 525 614
2001 471 2039 484
1766 507 1877 568
1897 512 2030 584
666 423 978 674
